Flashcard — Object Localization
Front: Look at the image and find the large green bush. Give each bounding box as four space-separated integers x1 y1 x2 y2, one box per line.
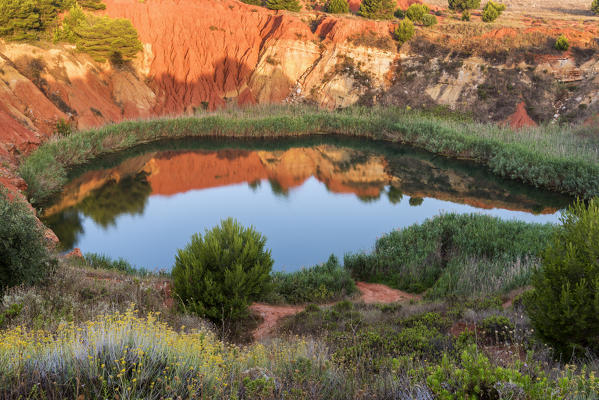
592 0 599 14
326 0 349 14
481 1 506 22
55 5 142 63
0 0 75 41
525 198 599 356
405 3 430 22
448 0 480 11
264 0 301 11
0 188 56 292
359 0 396 19
172 218 273 321
394 19 415 44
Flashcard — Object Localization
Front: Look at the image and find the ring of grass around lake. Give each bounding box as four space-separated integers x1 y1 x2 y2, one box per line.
19 105 599 205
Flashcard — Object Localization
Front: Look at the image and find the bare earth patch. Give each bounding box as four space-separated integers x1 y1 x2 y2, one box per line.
251 282 422 340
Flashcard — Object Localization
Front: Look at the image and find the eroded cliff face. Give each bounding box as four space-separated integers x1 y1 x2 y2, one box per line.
1 0 599 198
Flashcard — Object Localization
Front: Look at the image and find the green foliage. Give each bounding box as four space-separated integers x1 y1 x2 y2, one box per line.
172 218 273 321
326 0 349 13
393 8 405 18
264 0 301 11
344 213 555 297
55 5 143 63
405 3 429 22
241 0 263 4
84 253 152 276
78 0 106 10
394 19 415 44
265 254 357 304
555 34 570 51
461 9 471 20
593 0 599 15
480 315 514 344
359 0 396 19
421 13 437 26
0 188 56 292
54 118 73 137
448 0 480 11
0 0 77 41
525 198 599 356
0 303 23 328
482 1 506 22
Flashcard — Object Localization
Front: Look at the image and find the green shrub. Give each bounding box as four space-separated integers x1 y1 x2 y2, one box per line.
344 213 554 297
264 0 301 11
421 13 438 26
479 315 514 344
55 5 142 63
241 0 263 4
326 0 349 13
0 188 56 292
266 254 357 304
481 1 506 22
554 34 569 51
448 0 480 12
461 9 471 20
78 0 106 10
359 0 396 19
592 0 599 15
405 3 430 22
394 19 415 44
393 8 405 18
84 253 151 276
525 198 599 356
172 218 273 321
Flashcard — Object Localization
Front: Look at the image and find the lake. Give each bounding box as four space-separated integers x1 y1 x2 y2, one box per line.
42 136 570 272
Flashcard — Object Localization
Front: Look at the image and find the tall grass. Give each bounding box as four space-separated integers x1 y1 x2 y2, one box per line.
19 106 599 204
344 213 555 297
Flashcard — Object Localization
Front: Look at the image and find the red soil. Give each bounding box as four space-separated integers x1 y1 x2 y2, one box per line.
504 101 537 129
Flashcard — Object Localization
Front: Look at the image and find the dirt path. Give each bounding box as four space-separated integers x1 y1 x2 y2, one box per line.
250 282 421 340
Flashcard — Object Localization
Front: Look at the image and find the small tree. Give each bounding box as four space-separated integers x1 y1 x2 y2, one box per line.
172 218 273 321
359 0 396 19
592 0 599 15
78 0 106 10
394 19 415 45
422 13 438 26
554 34 569 51
448 0 480 20
265 0 301 11
326 0 350 13
0 188 56 292
481 1 506 22
525 198 599 356
406 3 430 22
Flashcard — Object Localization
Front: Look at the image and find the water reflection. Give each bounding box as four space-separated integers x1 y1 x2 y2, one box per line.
42 137 570 271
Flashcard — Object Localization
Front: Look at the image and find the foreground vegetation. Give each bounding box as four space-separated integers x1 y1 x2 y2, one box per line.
345 213 555 297
21 106 599 205
2 188 599 398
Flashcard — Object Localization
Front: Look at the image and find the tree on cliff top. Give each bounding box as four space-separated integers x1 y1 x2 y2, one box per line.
326 0 350 14
265 0 301 12
359 0 396 19
0 0 75 41
55 5 142 63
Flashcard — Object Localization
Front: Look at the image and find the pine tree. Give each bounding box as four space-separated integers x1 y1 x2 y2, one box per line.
447 0 480 12
265 0 301 12
359 0 396 19
172 218 274 322
326 0 349 14
525 198 599 356
0 0 42 40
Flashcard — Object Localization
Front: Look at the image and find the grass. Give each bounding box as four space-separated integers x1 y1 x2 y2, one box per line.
19 105 599 205
344 213 556 297
264 255 358 304
84 253 156 276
